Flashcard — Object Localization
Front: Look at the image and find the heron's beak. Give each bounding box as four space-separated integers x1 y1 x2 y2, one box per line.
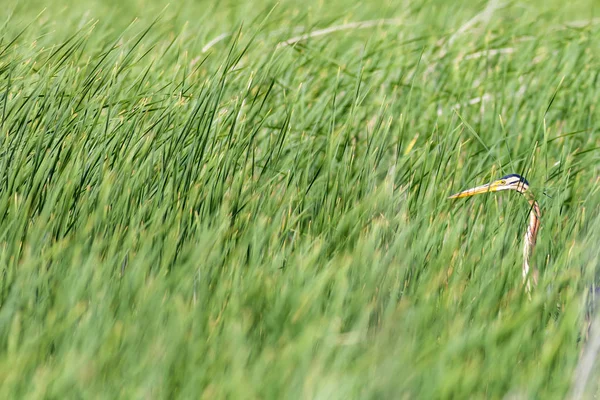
448 180 502 199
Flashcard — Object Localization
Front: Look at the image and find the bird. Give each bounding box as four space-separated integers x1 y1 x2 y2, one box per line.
448 174 541 291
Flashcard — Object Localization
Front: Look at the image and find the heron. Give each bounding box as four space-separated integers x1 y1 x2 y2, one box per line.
449 174 541 291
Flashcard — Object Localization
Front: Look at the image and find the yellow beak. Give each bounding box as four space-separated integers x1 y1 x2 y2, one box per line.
448 181 502 199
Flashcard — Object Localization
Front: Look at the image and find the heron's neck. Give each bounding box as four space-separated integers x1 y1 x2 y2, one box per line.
525 190 541 238
522 191 541 289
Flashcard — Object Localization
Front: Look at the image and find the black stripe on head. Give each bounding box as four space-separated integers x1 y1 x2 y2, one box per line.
500 174 529 186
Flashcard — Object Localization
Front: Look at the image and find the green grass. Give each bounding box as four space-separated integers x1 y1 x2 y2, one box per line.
0 0 600 398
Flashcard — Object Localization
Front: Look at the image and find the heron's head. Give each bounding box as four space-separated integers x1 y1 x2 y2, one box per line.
449 174 530 199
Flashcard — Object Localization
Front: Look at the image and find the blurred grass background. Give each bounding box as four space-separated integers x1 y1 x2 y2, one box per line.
0 0 599 398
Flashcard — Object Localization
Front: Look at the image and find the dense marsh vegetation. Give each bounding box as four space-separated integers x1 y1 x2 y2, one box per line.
0 0 599 398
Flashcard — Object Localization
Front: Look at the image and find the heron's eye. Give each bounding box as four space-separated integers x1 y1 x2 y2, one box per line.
500 180 506 185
